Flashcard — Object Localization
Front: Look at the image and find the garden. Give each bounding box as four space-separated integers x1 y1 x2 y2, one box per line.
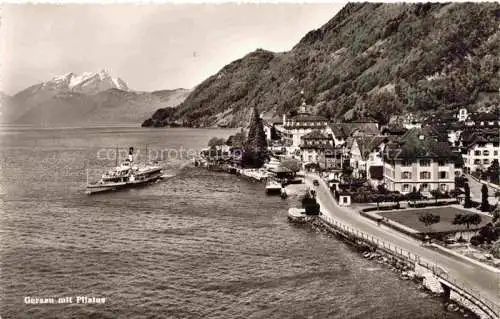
379 207 492 234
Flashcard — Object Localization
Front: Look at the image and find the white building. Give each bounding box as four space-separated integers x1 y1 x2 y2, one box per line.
281 101 329 148
383 129 457 195
463 137 500 173
457 108 468 122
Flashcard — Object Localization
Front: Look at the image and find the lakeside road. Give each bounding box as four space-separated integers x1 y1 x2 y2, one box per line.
304 174 500 307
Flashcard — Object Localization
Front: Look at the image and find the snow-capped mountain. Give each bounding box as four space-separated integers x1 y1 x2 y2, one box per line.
46 70 129 94
2 71 190 126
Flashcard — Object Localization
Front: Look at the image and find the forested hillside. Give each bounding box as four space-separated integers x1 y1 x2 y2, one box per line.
143 2 500 128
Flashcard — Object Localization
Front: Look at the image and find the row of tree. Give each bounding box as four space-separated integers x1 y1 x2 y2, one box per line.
418 212 482 236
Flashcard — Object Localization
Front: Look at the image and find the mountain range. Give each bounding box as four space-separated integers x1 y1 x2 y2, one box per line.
1 70 190 126
142 2 500 128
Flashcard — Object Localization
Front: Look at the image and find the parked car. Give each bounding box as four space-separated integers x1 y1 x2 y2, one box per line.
313 179 319 186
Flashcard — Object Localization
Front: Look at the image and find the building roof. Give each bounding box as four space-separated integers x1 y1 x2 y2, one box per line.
385 128 456 160
289 113 328 122
329 123 348 139
300 142 334 150
353 136 388 160
329 122 379 139
302 130 330 140
462 129 500 148
470 112 499 122
381 124 406 135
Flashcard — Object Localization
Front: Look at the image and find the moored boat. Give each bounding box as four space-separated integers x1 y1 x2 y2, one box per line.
265 179 282 194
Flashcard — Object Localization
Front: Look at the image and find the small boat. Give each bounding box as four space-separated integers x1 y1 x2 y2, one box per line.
86 147 163 195
265 179 282 194
287 207 307 223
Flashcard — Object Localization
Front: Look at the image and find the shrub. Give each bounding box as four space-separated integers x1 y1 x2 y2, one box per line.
455 176 468 188
470 235 485 246
302 193 320 215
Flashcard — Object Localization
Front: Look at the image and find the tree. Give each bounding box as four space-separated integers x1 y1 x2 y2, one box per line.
463 182 472 208
493 206 500 223
419 212 440 236
392 193 406 208
449 188 464 199
377 184 389 194
408 186 422 205
342 166 354 183
243 107 268 168
478 222 499 244
485 159 499 184
454 213 482 237
227 129 247 149
208 137 225 149
301 192 320 215
430 189 442 204
480 184 490 212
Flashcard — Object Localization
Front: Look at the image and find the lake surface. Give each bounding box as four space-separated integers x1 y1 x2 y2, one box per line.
0 127 462 318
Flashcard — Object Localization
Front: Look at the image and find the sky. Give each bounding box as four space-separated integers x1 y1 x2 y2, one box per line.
0 3 345 95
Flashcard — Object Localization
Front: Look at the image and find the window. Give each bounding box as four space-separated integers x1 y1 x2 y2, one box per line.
401 171 412 179
403 184 410 192
343 197 348 203
421 183 429 191
483 150 490 156
401 160 412 167
420 159 430 167
308 155 312 162
438 160 446 166
484 159 489 165
495 151 498 156
474 159 481 165
420 171 431 179
474 150 481 156
440 184 448 191
439 171 447 179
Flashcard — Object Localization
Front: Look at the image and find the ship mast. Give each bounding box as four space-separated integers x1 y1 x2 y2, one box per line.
115 145 118 166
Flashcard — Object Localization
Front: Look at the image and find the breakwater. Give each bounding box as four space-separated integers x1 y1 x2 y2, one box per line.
299 213 499 319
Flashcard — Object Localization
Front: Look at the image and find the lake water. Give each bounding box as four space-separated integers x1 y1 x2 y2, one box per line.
0 127 462 318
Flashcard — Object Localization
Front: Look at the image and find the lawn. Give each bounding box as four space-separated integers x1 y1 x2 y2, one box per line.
379 207 493 233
